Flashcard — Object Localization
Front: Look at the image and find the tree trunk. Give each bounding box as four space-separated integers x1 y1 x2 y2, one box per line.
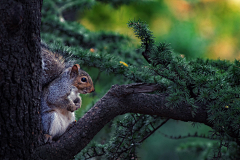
0 0 42 159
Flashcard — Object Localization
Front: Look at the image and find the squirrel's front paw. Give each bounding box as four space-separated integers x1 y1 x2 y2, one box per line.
67 97 81 112
75 103 81 110
44 134 53 143
67 104 77 112
73 97 81 110
73 97 80 104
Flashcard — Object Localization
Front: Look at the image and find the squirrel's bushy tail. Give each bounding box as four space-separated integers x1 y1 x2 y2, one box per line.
41 42 75 86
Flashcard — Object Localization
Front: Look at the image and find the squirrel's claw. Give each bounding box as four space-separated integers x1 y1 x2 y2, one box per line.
44 134 53 143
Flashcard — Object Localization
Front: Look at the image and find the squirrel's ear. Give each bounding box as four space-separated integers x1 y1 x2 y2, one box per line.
74 64 80 70
70 64 80 78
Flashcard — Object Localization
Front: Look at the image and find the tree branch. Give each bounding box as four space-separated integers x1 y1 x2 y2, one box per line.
32 83 211 160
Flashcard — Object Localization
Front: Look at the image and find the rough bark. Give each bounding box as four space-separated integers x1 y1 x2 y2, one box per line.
0 0 42 159
32 83 211 160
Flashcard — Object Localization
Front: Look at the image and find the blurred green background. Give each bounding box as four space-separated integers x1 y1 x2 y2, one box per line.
73 0 240 159
78 0 240 60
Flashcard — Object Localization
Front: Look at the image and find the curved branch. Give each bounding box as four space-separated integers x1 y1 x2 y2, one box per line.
32 83 211 160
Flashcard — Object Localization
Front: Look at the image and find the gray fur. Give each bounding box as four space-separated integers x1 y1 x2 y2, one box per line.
41 42 75 87
41 64 81 140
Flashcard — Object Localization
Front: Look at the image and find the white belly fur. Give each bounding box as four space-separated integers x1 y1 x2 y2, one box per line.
49 109 75 138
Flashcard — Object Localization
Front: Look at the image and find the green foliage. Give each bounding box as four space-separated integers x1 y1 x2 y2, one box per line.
177 141 214 160
42 0 240 159
97 0 141 8
75 114 167 159
177 141 240 160
162 22 208 59
128 19 240 159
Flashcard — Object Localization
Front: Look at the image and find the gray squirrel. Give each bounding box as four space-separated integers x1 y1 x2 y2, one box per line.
41 44 94 142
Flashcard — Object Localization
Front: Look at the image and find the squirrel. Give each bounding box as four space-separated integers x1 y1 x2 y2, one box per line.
40 43 94 142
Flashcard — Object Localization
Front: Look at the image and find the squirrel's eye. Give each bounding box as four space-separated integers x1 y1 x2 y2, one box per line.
81 77 87 82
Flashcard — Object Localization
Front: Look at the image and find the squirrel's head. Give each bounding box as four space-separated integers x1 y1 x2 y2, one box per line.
70 64 95 94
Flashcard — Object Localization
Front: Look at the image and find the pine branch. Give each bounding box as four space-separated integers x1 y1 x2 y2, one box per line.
128 19 193 89
138 118 169 143
159 131 219 141
44 43 168 90
32 83 211 160
42 16 131 49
